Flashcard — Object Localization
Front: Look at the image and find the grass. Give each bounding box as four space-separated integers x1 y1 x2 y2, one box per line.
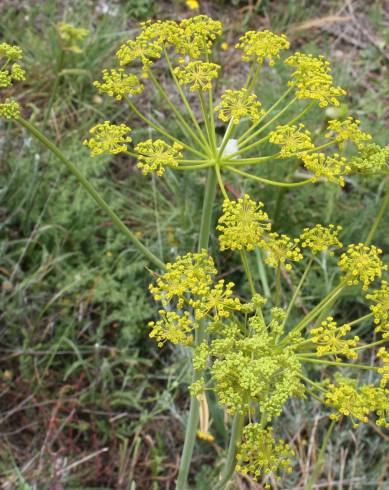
1 0 388 488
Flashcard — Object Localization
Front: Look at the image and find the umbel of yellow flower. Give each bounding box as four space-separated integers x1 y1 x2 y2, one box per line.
338 243 387 290
299 224 343 254
261 233 303 270
93 69 144 100
190 280 242 320
236 425 294 483
326 117 372 148
215 88 263 125
236 30 289 65
116 32 162 67
310 316 359 360
57 22 89 53
176 15 222 59
377 348 389 388
217 195 271 251
300 152 351 186
367 281 389 338
83 121 132 156
135 139 183 176
148 310 194 347
269 123 314 157
285 52 346 107
0 43 25 119
349 143 389 175
173 61 220 92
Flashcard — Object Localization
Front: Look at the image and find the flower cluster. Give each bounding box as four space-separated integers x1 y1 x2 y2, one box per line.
93 69 144 100
148 310 194 347
176 15 222 59
174 61 220 92
367 282 389 338
301 152 351 186
0 43 25 119
83 121 132 156
349 143 389 175
299 224 343 254
310 317 359 360
261 233 303 270
135 139 183 176
338 244 386 290
326 117 372 148
215 88 263 124
217 195 271 251
190 279 242 320
269 123 314 157
285 52 346 107
236 30 289 65
57 22 89 53
236 425 294 484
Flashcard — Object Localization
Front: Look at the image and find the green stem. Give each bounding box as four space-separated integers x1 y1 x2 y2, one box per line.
241 250 256 296
199 91 214 151
17 117 164 270
213 413 245 490
275 266 282 306
44 49 65 127
298 357 377 371
226 165 314 187
255 248 270 298
176 163 215 170
176 168 217 490
215 164 228 199
366 177 389 244
222 153 275 166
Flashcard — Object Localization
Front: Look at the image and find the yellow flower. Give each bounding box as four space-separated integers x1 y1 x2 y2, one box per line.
0 98 21 119
135 139 183 176
57 22 89 53
338 243 387 290
269 123 314 157
261 233 303 270
190 280 242 320
221 42 229 51
349 143 389 175
93 69 144 100
300 152 351 186
186 0 199 9
0 43 24 119
299 224 343 254
366 281 389 338
215 88 263 125
0 42 23 60
326 117 372 148
310 316 359 359
217 195 271 251
236 30 289 65
116 35 162 67
236 425 294 481
148 310 194 347
149 250 217 308
377 348 389 388
83 121 132 156
175 16 222 59
285 52 346 107
174 61 220 91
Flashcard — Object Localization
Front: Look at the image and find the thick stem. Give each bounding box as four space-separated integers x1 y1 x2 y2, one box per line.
213 413 245 490
175 168 217 490
17 117 165 270
366 177 389 245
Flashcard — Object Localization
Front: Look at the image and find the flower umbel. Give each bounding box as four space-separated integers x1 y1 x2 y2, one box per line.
301 152 351 186
338 244 386 290
215 88 263 125
83 121 132 156
310 316 359 360
148 310 194 347
326 117 372 148
367 281 389 338
299 224 343 254
269 123 314 157
57 22 89 53
236 30 289 65
174 61 220 91
261 233 303 270
0 43 25 119
135 139 183 176
93 69 144 100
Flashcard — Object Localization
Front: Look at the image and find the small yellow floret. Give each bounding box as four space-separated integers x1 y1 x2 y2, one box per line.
135 139 183 176
236 30 289 65
215 88 263 125
300 224 343 254
367 281 389 338
148 310 194 347
217 194 271 251
338 243 386 290
326 117 372 148
57 22 89 53
269 124 314 157
261 233 303 270
174 61 220 91
301 152 351 186
186 0 200 9
93 69 144 100
377 348 389 388
310 316 359 359
83 121 132 156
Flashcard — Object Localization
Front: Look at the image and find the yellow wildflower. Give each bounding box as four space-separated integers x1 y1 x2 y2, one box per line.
175 16 222 59
116 34 161 67
360 385 388 428
83 121 132 156
0 42 23 60
174 61 220 91
338 243 386 290
217 194 271 251
350 143 389 175
148 310 194 347
326 117 372 148
269 123 314 157
236 30 289 65
135 139 183 176
221 42 229 50
149 250 216 308
261 233 303 270
93 69 144 100
0 43 24 119
300 152 351 186
186 0 199 9
0 98 21 119
190 280 242 320
215 88 263 124
377 348 389 388
57 22 89 53
285 52 346 107
197 430 214 441
310 316 359 360
236 425 294 482
366 281 389 338
299 224 343 254
193 342 209 371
